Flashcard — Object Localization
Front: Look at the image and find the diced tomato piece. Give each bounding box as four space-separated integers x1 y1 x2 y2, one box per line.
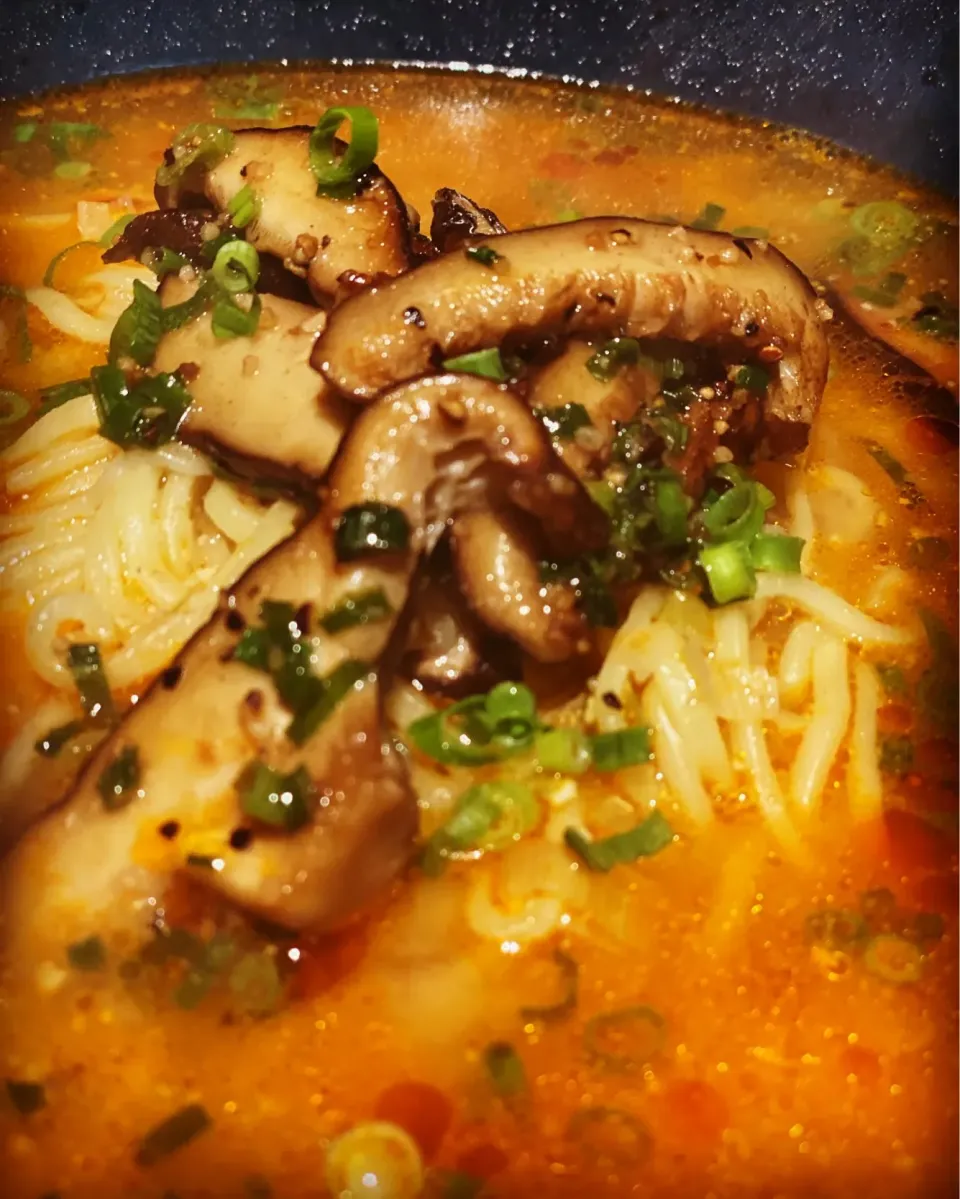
658 1079 728 1148
456 1143 509 1178
375 1081 453 1160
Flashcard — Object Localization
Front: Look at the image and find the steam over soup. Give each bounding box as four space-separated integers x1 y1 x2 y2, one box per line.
0 65 956 1199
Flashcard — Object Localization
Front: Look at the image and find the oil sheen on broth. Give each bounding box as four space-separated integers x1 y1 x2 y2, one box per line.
0 65 957 1199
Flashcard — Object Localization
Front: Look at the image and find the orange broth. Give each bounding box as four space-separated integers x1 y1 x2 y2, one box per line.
0 65 957 1199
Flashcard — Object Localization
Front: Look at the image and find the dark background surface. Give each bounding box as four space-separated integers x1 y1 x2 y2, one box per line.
0 0 956 190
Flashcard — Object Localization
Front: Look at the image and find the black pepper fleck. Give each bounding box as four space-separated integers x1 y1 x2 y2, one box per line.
158 820 180 840
229 827 253 851
243 689 264 715
601 691 623 710
161 664 183 690
403 305 426 329
744 321 760 337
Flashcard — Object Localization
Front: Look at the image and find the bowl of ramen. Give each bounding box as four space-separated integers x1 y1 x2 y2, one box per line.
0 59 956 1199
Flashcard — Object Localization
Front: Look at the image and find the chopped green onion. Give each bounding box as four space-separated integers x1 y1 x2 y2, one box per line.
42 239 98 287
90 365 190 449
145 247 190 279
228 951 283 1015
5 1079 46 1115
135 1103 212 1167
226 184 261 229
67 934 106 971
108 278 163 367
535 401 593 440
441 347 508 382
286 659 372 746
909 291 959 342
483 1041 527 1097
34 720 86 758
702 480 775 543
879 734 914 776
319 587 393 634
750 533 804 573
211 239 259 293
0 389 29 426
733 364 770 393
648 415 688 453
209 74 283 121
161 280 217 332
13 122 37 144
334 503 411 561
850 201 919 246
851 271 907 308
564 809 673 872
862 440 924 507
44 122 110 161
535 727 591 774
863 933 924 984
155 123 235 190
585 336 641 382
690 201 726 231
236 761 314 831
652 477 689 545
465 244 502 267
97 212 137 248
53 161 92 180
588 727 653 772
584 1004 666 1071
97 744 141 811
308 105 379 197
211 293 262 339
566 1106 653 1165
804 907 868 950
408 681 540 767
698 540 756 604
875 662 909 698
519 948 579 1022
38 377 91 415
0 284 32 363
422 780 539 873
67 642 114 725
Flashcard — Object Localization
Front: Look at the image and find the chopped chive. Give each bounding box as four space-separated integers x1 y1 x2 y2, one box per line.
236 761 314 831
97 212 137 248
750 533 804 573
334 503 410 561
318 587 393 633
211 239 259 294
733 364 770 393
519 948 579 1022
585 336 641 382
228 951 283 1015
90 364 191 449
38 377 91 415
0 389 30 426
690 201 726 231
564 809 673 872
308 105 379 197
483 1041 527 1097
67 642 114 725
67 934 106 971
862 440 924 508
53 161 92 180
13 122 37 144
534 727 591 774
211 293 261 339
535 401 593 440
851 271 907 308
804 907 868 949
863 933 924 984
464 245 502 267
441 347 509 382
135 1103 212 1167
588 727 653 772
584 1005 666 1071
285 660 372 745
226 184 261 229
155 123 235 192
108 278 163 367
97 744 141 810
699 540 756 604
42 239 98 288
730 225 770 238
34 720 86 758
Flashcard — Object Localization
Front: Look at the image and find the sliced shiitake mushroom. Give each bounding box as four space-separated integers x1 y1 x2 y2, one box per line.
314 217 830 448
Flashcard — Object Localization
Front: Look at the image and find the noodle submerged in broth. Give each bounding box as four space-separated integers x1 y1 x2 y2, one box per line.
0 65 956 1199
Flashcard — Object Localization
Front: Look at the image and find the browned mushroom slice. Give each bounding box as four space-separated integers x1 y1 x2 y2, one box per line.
3 376 600 938
103 208 314 304
202 127 412 303
155 275 352 480
314 217 830 441
831 288 958 396
451 506 587 663
430 187 507 253
402 557 518 695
